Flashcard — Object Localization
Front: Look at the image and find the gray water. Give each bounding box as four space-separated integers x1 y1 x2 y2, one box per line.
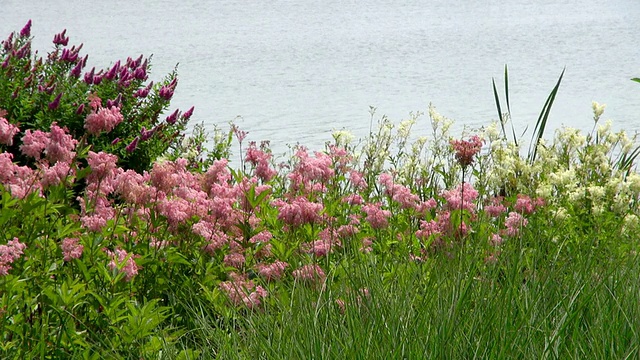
3 0 640 155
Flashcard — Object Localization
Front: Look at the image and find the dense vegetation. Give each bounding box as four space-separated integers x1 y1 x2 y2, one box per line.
1 21 640 359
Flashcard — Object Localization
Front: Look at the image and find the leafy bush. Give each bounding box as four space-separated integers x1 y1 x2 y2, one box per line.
0 20 193 173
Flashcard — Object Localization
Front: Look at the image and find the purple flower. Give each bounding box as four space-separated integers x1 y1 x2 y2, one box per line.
125 137 139 153
111 137 121 145
76 103 85 115
70 61 83 78
48 93 63 110
84 67 95 84
182 106 195 121
133 67 147 80
165 109 180 125
105 61 120 80
20 20 32 38
134 88 149 98
53 29 69 46
158 85 174 101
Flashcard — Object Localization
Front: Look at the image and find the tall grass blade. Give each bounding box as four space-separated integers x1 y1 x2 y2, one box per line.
631 77 640 84
528 68 565 164
492 77 507 141
504 65 518 144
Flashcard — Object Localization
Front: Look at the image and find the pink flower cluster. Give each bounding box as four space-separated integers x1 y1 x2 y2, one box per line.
292 264 326 284
514 195 544 215
84 103 124 135
219 273 268 309
361 202 391 229
504 212 528 237
287 147 334 193
255 260 288 281
104 247 141 281
302 228 342 257
0 238 26 276
450 135 483 167
273 197 324 227
61 237 83 261
378 173 421 210
0 117 19 146
21 123 77 163
245 141 276 182
442 182 479 214
485 196 507 217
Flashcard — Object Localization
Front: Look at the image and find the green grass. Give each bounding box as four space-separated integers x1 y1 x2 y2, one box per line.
163 214 640 359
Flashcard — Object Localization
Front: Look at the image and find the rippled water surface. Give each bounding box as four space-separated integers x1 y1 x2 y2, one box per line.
3 0 640 154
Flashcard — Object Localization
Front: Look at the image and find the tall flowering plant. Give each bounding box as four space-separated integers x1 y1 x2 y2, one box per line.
0 20 194 173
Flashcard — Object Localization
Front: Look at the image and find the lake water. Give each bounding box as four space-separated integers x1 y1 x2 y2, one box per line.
3 0 640 156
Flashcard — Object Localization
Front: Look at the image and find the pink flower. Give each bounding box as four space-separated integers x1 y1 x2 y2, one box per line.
450 135 483 167
87 151 118 181
61 237 83 261
219 275 268 309
416 220 441 241
273 197 324 227
84 105 124 135
0 117 19 146
223 253 246 268
245 142 277 182
20 129 49 159
45 123 77 163
255 261 288 281
349 170 367 190
489 233 504 246
361 202 391 229
0 238 26 276
292 264 326 283
104 248 140 281
41 161 72 187
485 197 507 217
504 212 528 237
0 153 16 183
513 194 543 214
342 194 364 205
442 183 479 213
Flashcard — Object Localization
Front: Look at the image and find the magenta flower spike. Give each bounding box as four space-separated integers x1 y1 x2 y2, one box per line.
53 29 69 46
158 85 174 101
165 109 180 124
182 106 195 120
75 103 85 115
70 61 83 78
48 92 63 110
20 20 32 38
125 137 139 153
84 67 95 84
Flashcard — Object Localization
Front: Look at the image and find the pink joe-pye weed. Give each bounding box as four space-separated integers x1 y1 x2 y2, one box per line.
61 237 84 261
292 264 326 284
450 135 484 168
255 260 289 281
361 202 391 229
273 197 324 227
104 247 141 281
84 104 124 135
442 182 479 214
219 274 268 309
504 211 528 237
0 117 19 146
0 238 26 276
